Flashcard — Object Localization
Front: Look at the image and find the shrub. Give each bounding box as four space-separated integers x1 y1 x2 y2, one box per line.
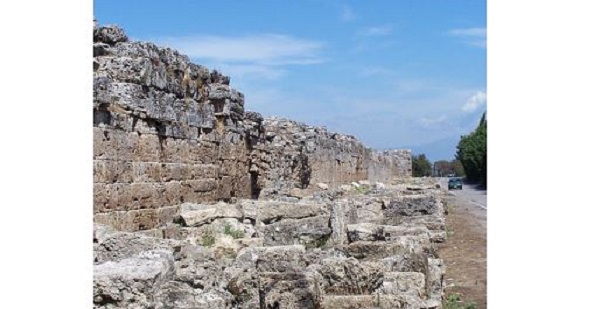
444 293 477 309
200 229 216 247
223 224 245 239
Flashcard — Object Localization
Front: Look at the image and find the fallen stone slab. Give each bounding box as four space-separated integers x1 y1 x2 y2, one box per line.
94 224 181 264
93 250 175 308
257 200 325 223
263 215 331 246
179 202 243 227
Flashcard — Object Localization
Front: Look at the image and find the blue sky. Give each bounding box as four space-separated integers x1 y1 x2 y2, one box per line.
94 0 486 161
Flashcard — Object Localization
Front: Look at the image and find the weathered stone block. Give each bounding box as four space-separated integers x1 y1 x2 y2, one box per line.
136 133 162 162
322 294 408 309
257 201 325 224
154 281 231 309
317 258 384 295
376 272 426 299
263 215 331 246
93 183 109 213
346 223 430 243
179 202 242 227
259 272 323 309
93 250 174 308
132 161 162 183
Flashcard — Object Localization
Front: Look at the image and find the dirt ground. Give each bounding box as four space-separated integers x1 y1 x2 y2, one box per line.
437 194 487 309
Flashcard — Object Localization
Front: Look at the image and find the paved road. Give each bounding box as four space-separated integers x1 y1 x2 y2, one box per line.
439 178 487 209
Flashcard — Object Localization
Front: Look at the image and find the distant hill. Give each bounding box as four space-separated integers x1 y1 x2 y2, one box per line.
395 136 460 162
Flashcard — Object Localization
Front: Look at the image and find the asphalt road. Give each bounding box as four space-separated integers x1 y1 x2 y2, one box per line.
439 178 487 209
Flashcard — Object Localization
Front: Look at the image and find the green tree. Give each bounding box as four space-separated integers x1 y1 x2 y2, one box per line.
412 154 433 177
452 159 466 177
433 160 451 177
455 112 487 185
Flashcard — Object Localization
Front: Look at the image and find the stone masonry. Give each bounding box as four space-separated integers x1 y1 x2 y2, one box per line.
94 180 447 309
91 24 453 309
93 25 412 232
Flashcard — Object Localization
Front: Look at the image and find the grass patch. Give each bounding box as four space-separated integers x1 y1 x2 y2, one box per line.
200 229 216 247
305 237 329 249
354 186 370 195
223 224 245 239
444 293 477 309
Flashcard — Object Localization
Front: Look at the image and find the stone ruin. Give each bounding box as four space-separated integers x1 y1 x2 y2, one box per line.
93 25 447 309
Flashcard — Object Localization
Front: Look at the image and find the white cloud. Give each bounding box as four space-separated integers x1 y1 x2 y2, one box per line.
161 34 324 64
449 28 486 37
214 64 286 80
156 34 325 80
448 27 486 48
359 25 393 36
419 115 448 128
462 91 487 112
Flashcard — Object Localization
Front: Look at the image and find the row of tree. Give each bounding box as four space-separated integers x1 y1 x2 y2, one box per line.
411 154 465 177
411 112 486 184
455 112 487 186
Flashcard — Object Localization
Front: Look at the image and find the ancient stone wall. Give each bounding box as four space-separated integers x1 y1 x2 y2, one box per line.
93 25 411 232
93 26 261 231
254 117 371 196
368 149 413 183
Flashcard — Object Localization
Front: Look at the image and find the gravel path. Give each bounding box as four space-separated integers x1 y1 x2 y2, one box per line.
437 179 487 308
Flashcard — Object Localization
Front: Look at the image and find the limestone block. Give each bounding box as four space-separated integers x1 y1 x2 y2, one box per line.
263 215 331 246
259 272 324 309
257 201 325 224
179 202 243 227
317 257 384 295
93 250 174 308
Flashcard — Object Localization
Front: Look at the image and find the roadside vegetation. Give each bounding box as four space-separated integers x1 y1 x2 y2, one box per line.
412 153 433 177
455 112 487 187
434 160 465 177
444 293 477 309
